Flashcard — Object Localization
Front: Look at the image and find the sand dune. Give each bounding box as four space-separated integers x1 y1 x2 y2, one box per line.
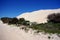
0 21 60 40
0 9 60 40
17 8 60 23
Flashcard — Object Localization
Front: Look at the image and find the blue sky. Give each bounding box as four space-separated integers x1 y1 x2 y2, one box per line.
0 0 60 18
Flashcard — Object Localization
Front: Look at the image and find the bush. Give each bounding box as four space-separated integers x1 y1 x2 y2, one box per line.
1 17 12 23
8 17 18 24
22 21 30 26
47 13 60 23
17 18 25 24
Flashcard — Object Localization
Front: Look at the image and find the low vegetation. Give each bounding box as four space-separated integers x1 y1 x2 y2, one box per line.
0 13 60 34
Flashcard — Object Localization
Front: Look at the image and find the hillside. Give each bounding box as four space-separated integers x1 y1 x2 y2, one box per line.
17 8 60 23
0 9 60 40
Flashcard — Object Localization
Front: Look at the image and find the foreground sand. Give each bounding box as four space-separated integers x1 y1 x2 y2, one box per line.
0 22 60 40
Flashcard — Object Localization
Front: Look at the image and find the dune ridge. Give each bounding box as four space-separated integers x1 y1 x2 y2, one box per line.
17 8 60 23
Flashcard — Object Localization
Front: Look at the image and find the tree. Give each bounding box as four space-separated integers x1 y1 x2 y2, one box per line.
18 18 25 24
47 13 60 23
1 17 12 23
22 20 30 26
9 17 18 24
17 18 30 26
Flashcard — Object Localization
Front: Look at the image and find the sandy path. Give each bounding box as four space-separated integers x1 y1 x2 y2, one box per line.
0 22 60 40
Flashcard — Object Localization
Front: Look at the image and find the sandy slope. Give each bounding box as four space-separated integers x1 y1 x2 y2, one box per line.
0 21 60 40
0 9 60 40
17 8 60 23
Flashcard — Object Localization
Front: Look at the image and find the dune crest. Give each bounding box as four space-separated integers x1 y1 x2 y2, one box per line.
17 8 60 23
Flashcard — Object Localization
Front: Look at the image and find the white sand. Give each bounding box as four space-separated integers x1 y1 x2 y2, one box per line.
17 8 60 23
0 21 60 40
